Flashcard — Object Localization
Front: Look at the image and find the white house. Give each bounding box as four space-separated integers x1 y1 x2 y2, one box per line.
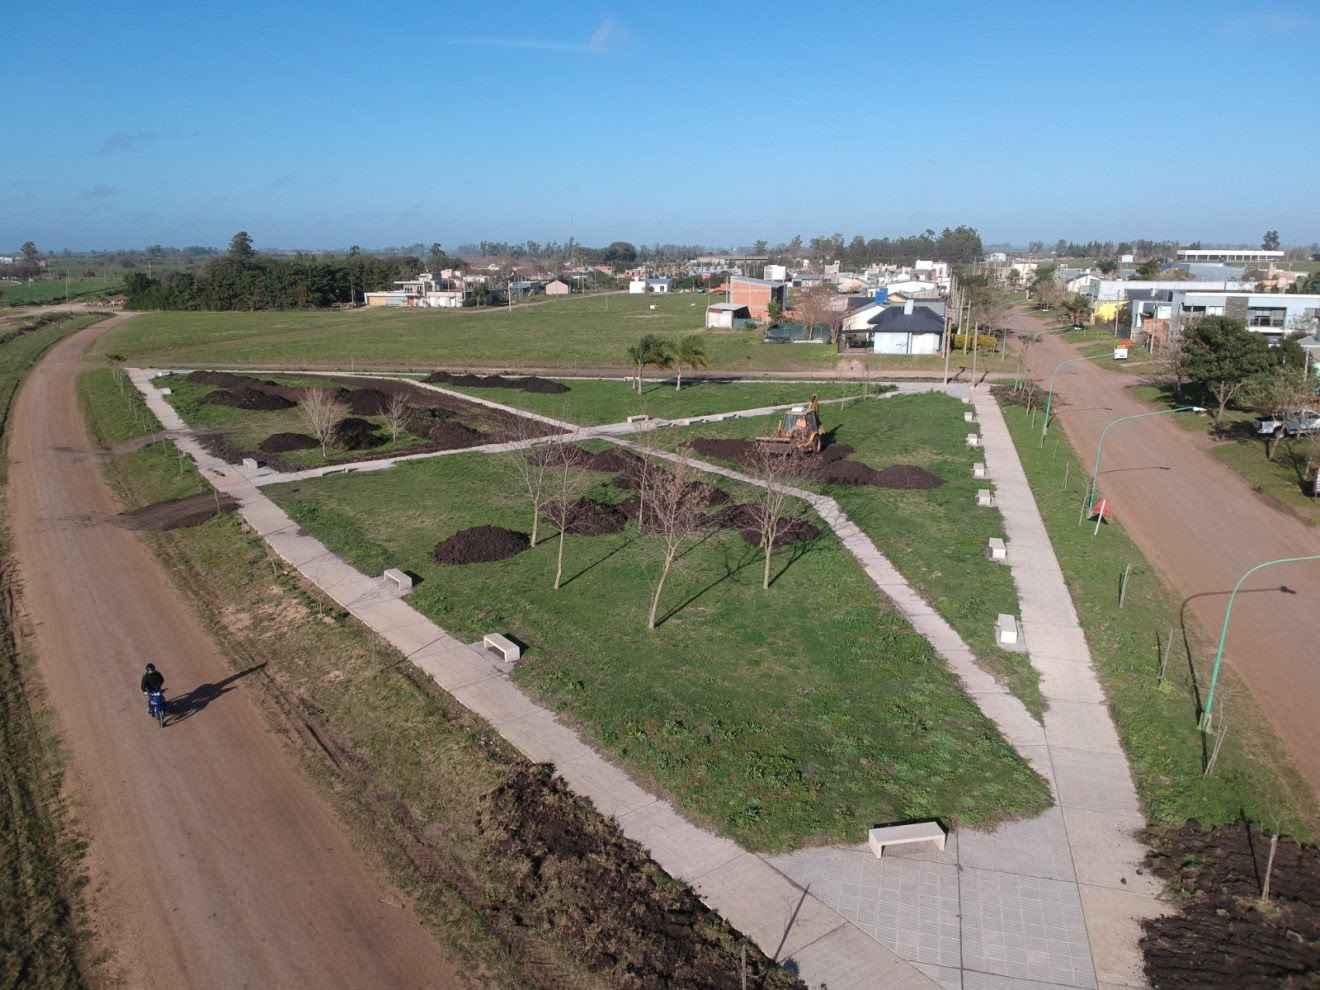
868 300 945 355
705 302 753 328
628 278 648 294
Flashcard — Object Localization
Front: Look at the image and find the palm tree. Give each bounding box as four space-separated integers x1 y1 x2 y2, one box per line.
627 335 673 393
626 340 649 393
674 334 708 391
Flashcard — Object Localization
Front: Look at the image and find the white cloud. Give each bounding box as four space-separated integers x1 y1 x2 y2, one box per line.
445 17 625 54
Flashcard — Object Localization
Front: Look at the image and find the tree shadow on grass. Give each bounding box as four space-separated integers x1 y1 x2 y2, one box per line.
653 542 761 628
559 534 634 588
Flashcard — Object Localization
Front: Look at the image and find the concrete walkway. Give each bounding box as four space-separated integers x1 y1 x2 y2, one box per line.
130 369 938 990
131 370 1162 989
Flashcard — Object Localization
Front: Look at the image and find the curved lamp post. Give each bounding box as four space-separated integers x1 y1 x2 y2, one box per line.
1040 353 1108 443
1085 406 1205 522
1200 554 1320 732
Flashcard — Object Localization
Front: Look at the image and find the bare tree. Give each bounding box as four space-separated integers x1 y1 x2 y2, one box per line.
793 283 840 344
645 457 708 630
383 393 411 446
746 445 799 589
506 417 555 547
300 387 348 456
540 443 591 590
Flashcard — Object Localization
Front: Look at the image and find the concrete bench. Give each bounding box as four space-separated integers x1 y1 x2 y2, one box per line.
868 821 946 859
987 537 1007 561
159 387 173 396
976 489 994 508
483 633 521 663
242 457 261 470
383 568 413 592
996 613 1019 645
964 410 975 423
626 414 649 423
972 463 987 479
966 433 980 447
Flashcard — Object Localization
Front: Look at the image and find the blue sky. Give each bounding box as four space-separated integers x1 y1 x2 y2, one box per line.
3 0 1318 253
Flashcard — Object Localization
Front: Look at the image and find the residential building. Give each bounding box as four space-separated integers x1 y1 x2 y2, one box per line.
1130 290 1320 348
728 275 788 321
544 278 572 295
705 302 753 328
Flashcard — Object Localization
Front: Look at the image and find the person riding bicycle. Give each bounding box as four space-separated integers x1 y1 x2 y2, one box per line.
140 663 165 716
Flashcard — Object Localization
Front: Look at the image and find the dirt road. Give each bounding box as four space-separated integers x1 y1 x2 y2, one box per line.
7 316 460 988
1011 311 1320 796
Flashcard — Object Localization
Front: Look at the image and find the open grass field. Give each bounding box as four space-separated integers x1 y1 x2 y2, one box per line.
439 377 868 426
95 295 1019 377
1001 395 1320 837
654 392 1040 716
264 448 1050 851
1 278 122 306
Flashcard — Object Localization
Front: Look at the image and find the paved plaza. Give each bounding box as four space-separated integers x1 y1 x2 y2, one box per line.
131 371 1164 989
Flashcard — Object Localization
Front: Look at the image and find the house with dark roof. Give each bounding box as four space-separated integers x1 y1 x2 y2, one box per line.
864 300 946 355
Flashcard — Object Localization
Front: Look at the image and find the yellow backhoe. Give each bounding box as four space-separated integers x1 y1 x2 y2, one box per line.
755 395 824 454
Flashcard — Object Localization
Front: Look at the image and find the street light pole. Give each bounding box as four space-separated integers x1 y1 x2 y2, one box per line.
1086 406 1205 523
1041 353 1107 443
1200 554 1320 732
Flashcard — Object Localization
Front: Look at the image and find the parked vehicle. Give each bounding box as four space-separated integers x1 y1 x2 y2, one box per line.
1253 408 1320 437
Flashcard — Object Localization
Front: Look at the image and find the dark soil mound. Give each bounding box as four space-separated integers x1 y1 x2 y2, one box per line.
685 480 731 508
477 764 804 990
519 376 570 394
333 416 384 451
687 436 943 490
116 492 237 530
740 517 820 548
707 503 760 530
583 448 641 474
424 371 570 394
427 421 484 450
871 464 945 490
565 499 628 536
200 387 296 411
1142 822 1320 989
187 370 306 403
433 526 529 564
347 388 392 416
260 432 319 454
196 431 246 465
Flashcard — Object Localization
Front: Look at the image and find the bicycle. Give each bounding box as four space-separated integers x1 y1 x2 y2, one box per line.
146 689 166 728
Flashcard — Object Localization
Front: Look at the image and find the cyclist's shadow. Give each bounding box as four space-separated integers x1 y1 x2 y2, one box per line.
166 663 266 726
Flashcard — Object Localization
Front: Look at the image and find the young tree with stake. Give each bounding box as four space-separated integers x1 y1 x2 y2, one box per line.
645 458 708 630
540 443 591 590
747 444 798 589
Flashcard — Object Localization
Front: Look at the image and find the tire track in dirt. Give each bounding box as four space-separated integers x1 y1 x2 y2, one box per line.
6 316 460 989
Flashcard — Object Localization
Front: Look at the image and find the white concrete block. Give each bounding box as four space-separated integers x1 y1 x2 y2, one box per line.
964 411 975 422
988 537 1007 561
976 488 994 507
996 613 1019 645
966 433 981 447
972 463 987 479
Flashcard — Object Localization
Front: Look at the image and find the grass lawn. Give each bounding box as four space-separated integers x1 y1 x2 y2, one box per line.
1002 396 1320 837
1 277 122 305
92 294 839 373
264 450 1049 851
652 392 1040 716
439 377 868 426
96 297 1028 378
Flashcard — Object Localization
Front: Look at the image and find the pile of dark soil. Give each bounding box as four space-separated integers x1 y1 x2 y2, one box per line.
332 417 384 451
687 437 945 490
116 492 237 530
347 388 392 416
685 480 731 508
871 464 945 490
424 371 570 394
196 431 246 465
582 448 641 474
1142 822 1320 989
200 387 296 412
433 526 530 564
422 420 484 450
477 764 805 990
260 432 319 454
187 370 307 403
565 499 628 536
740 517 820 548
